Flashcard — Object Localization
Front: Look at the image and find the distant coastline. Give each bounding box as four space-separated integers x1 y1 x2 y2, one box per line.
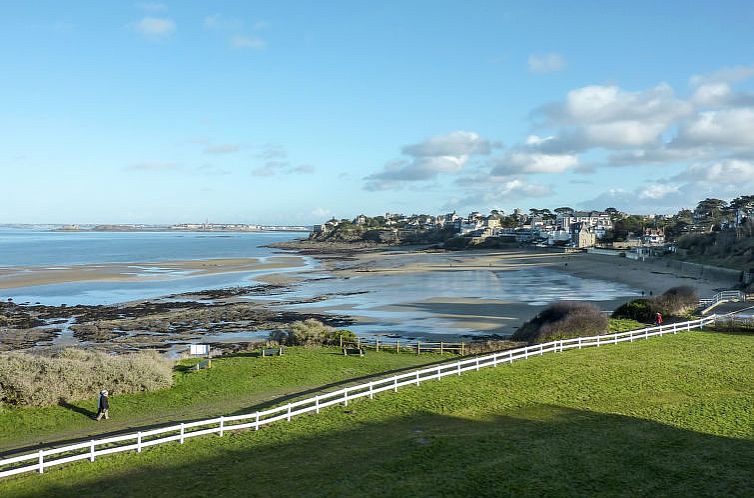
0 224 311 233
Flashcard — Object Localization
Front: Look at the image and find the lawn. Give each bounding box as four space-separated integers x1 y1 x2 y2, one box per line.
1 331 751 497
0 347 453 452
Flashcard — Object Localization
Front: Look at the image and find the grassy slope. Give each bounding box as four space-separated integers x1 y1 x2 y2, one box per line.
1 332 752 497
0 348 452 452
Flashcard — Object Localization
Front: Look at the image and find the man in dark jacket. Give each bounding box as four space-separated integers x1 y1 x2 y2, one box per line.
96 390 110 421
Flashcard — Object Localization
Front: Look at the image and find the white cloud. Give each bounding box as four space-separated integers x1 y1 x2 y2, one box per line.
638 184 680 200
230 35 266 50
528 53 567 74
133 17 175 37
364 131 493 190
491 150 578 175
690 65 754 86
691 82 731 106
676 107 754 147
674 159 754 184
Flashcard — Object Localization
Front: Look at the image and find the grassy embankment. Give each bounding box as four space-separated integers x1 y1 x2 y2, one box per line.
1 331 752 497
0 348 453 452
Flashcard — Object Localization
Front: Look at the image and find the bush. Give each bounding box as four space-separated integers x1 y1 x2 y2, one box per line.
512 302 608 344
271 320 357 346
0 349 173 407
654 286 698 315
612 298 658 323
612 286 699 322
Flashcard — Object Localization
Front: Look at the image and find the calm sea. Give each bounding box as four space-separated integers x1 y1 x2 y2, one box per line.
0 229 304 267
0 229 308 305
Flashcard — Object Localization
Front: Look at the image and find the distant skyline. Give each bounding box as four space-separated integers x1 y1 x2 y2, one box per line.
2 1 754 224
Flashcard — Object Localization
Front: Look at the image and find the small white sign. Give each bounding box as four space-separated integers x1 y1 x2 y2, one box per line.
189 344 210 356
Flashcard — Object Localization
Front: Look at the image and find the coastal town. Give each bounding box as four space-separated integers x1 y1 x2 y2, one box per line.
312 196 754 255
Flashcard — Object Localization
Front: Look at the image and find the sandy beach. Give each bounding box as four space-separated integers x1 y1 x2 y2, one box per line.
0 256 307 290
0 244 741 352
270 246 739 338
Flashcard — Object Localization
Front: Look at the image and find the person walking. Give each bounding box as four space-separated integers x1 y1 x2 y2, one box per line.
655 312 663 326
96 390 110 421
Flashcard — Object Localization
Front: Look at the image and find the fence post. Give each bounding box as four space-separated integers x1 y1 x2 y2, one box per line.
476 358 480 371
394 377 398 392
461 342 465 355
376 339 380 352
596 335 600 347
396 340 400 353
287 404 292 420
369 381 374 399
509 351 513 364
137 432 142 452
315 395 320 413
340 336 343 348
417 341 421 355
219 416 224 437
457 362 461 376
357 337 361 349
578 337 582 349
415 372 420 386
180 423 185 444
90 440 96 462
673 324 677 334
38 450 44 474
255 412 260 430
540 344 544 355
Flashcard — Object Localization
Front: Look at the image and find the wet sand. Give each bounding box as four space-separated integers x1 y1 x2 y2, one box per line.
0 256 307 289
276 247 738 337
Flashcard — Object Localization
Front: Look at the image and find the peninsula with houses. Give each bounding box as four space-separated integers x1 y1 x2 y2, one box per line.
308 195 754 269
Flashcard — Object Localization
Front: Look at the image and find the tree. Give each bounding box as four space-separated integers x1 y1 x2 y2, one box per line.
694 198 727 228
554 207 574 215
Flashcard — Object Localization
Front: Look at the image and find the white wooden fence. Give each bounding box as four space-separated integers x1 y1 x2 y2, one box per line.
698 290 743 311
0 314 719 480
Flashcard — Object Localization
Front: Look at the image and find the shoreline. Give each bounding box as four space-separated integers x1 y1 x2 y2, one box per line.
0 242 740 355
0 256 308 290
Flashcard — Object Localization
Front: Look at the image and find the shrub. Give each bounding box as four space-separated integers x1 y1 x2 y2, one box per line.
612 298 658 323
612 286 699 322
512 302 608 344
271 320 357 346
0 349 173 407
654 286 698 315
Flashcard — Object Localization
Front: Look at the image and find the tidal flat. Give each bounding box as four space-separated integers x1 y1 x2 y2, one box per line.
0 243 739 355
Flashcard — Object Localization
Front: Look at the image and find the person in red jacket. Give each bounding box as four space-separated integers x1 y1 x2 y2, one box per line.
655 312 663 326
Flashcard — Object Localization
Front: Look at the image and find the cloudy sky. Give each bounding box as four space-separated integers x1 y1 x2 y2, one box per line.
3 1 754 224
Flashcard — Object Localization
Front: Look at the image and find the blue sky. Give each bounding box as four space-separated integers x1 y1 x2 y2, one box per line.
2 1 754 224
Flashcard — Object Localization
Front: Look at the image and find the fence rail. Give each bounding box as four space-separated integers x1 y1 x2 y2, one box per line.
341 338 466 355
699 290 743 309
0 314 719 480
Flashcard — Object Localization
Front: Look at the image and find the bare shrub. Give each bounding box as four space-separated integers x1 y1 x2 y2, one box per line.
0 349 173 407
270 319 357 346
654 286 698 315
513 302 608 344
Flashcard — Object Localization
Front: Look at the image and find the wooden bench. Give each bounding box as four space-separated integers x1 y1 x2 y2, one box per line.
191 359 212 371
261 346 285 357
342 347 364 357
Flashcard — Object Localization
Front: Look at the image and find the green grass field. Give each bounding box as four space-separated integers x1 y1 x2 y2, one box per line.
1 331 752 497
0 347 453 452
